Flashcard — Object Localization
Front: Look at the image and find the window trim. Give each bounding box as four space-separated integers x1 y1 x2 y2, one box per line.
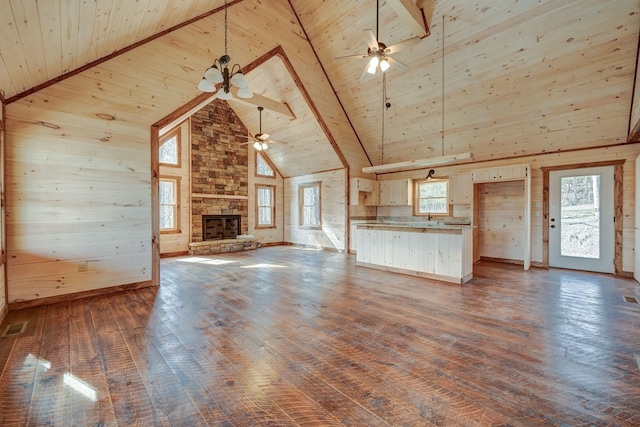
159 176 181 233
255 151 276 178
159 128 181 168
413 179 450 217
298 181 322 229
255 184 276 229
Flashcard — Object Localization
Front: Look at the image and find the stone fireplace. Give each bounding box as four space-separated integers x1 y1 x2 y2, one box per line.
187 100 258 255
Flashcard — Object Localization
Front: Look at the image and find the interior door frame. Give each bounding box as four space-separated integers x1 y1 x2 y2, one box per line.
541 160 624 274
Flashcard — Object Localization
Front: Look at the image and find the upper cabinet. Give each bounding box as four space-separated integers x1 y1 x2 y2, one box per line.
471 164 528 183
350 177 379 206
379 179 413 206
448 172 472 204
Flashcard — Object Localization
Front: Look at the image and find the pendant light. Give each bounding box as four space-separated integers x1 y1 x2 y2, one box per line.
197 0 252 99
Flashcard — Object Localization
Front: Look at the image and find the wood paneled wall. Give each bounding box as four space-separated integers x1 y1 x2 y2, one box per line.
379 144 640 274
3 0 365 304
248 151 284 243
477 181 526 262
284 170 347 251
159 119 191 256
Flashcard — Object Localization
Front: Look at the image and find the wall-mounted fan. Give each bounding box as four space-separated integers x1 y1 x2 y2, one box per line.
336 0 421 81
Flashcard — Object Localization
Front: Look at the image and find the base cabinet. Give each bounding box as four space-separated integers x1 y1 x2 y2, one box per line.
356 225 473 283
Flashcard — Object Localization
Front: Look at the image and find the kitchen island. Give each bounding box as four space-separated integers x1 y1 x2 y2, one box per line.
355 222 474 284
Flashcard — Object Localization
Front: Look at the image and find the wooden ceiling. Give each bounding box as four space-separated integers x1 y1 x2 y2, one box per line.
1 0 639 176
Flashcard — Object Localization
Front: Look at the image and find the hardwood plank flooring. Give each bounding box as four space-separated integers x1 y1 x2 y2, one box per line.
1 246 640 426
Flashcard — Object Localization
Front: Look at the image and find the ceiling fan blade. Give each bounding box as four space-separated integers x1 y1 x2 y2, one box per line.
364 29 379 51
335 53 369 60
385 36 421 54
267 139 289 145
387 56 409 71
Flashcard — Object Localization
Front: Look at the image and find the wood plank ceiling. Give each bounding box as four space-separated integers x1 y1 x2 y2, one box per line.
1 0 639 176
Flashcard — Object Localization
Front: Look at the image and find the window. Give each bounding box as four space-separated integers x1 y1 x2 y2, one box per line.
255 152 275 178
159 177 180 232
415 179 449 216
299 182 321 228
159 129 180 167
256 185 276 228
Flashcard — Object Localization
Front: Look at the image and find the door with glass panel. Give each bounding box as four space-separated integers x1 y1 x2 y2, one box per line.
549 166 614 273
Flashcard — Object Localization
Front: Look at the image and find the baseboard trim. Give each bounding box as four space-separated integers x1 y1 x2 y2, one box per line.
479 256 524 266
259 242 292 247
0 304 8 325
161 251 189 258
9 280 156 310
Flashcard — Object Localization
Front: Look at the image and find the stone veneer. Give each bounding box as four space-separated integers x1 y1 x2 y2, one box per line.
190 100 250 251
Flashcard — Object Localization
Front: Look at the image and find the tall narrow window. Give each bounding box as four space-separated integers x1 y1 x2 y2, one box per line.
256 185 276 228
299 182 321 228
255 152 275 178
159 177 180 232
159 129 180 167
415 179 449 216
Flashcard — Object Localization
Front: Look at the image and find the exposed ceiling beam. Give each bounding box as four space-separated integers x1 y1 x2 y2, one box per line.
387 0 432 38
362 152 473 174
228 88 296 120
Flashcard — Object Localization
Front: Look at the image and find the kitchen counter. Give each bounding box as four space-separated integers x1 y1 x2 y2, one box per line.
357 222 474 231
354 222 473 284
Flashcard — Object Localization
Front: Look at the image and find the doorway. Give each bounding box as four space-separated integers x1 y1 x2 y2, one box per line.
549 166 614 273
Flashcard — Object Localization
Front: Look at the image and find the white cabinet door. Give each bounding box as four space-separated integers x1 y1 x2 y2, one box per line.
472 164 528 182
449 172 472 204
379 179 413 205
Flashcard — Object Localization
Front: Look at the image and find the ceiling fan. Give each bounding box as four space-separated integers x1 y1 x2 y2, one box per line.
336 0 421 81
247 106 285 151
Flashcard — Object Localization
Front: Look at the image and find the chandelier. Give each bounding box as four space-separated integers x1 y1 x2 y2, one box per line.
197 0 252 99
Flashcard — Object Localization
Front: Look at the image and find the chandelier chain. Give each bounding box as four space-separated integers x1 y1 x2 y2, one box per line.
224 0 228 55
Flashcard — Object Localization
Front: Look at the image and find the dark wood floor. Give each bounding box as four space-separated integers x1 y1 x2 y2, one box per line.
1 247 640 426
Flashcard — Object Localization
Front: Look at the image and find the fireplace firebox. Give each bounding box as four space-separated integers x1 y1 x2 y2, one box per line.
202 215 241 240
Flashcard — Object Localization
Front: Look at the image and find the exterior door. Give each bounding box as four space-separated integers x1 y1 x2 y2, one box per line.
549 166 614 273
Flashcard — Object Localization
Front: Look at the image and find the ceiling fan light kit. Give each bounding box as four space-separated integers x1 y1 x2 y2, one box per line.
253 141 268 151
337 0 420 80
197 0 252 100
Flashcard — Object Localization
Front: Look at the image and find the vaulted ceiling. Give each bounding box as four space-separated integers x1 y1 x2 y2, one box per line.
1 0 639 177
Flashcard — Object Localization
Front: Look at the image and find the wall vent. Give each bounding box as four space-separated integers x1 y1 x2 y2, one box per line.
2 321 27 337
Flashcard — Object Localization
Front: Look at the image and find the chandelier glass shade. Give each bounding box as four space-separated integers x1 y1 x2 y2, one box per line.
197 1 252 99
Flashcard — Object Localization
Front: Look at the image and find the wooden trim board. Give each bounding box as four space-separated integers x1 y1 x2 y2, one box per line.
9 280 155 310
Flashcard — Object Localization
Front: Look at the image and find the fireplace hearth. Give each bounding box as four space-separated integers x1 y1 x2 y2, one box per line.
202 215 242 240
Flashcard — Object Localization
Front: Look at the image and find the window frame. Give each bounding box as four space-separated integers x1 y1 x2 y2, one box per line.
255 151 276 178
159 128 181 168
159 176 181 233
298 181 322 229
413 179 450 217
255 184 276 229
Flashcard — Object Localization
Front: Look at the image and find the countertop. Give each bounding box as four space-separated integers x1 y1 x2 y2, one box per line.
356 222 475 232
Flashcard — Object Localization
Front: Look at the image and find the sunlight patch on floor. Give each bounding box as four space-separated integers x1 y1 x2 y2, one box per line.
177 257 236 265
240 263 288 269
